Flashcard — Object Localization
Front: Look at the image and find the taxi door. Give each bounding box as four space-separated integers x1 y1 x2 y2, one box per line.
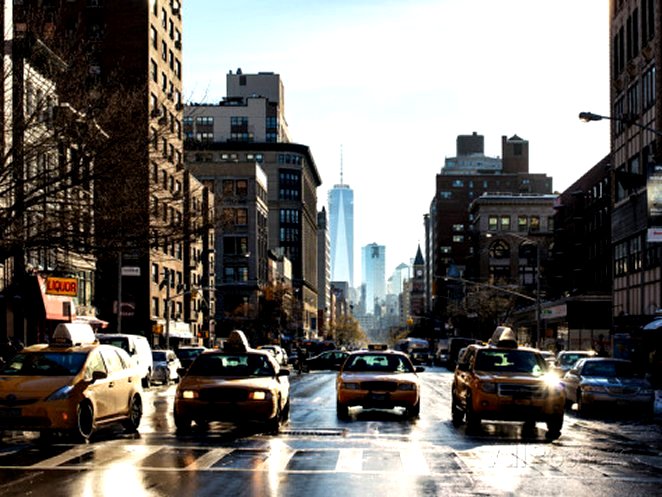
99 346 134 417
83 349 114 420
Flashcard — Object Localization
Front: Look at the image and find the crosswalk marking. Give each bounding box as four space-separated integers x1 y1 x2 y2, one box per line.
335 448 362 472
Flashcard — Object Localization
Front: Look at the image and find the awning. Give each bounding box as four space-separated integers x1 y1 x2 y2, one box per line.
37 275 76 321
74 316 109 328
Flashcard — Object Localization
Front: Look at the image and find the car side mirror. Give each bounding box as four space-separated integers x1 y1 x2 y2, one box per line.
91 370 107 382
568 369 578 375
415 366 425 373
457 362 468 372
177 367 187 377
279 369 290 377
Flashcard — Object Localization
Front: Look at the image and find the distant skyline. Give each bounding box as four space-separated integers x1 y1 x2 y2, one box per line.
183 0 610 276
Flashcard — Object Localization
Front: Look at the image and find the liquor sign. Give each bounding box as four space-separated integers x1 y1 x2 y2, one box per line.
46 277 78 297
647 171 662 241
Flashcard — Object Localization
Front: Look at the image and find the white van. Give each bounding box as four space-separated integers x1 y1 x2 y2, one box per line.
97 333 154 388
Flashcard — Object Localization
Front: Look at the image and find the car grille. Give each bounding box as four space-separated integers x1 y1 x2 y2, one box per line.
606 386 639 395
360 381 397 392
198 388 249 402
498 383 545 399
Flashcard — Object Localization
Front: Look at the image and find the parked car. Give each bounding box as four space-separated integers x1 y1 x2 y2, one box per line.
554 350 597 376
174 330 290 433
336 349 424 419
0 323 143 442
305 350 349 370
174 345 208 371
257 345 288 367
562 357 654 415
97 333 153 388
151 349 182 385
451 327 565 439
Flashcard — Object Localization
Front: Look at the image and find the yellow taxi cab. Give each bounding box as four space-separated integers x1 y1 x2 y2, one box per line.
174 330 290 433
451 326 565 439
336 347 424 420
0 323 143 442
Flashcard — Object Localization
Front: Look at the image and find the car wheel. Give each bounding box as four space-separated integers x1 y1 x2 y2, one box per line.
451 392 464 426
465 393 481 431
577 389 589 415
407 400 421 418
546 413 563 439
281 399 291 422
522 419 536 434
266 404 282 434
336 401 350 420
122 394 143 433
174 410 192 433
74 401 95 442
142 374 151 389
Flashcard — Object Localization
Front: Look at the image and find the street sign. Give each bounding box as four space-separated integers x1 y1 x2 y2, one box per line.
121 266 141 276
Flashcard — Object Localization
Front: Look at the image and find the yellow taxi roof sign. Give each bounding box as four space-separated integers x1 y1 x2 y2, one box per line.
368 343 388 351
52 322 97 347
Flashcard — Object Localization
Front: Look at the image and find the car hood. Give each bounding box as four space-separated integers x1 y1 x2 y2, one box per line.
473 372 546 383
179 375 282 390
339 372 418 382
580 376 650 388
0 375 75 399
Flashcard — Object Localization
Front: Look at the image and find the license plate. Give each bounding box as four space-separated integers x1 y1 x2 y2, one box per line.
368 393 387 401
513 398 531 406
0 407 21 417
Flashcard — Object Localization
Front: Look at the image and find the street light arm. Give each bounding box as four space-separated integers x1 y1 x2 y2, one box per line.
579 111 662 137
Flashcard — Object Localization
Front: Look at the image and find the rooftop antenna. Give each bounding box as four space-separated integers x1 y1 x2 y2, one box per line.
340 145 344 185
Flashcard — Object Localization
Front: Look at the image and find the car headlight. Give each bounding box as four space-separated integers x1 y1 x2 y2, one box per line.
479 382 497 393
248 391 271 401
181 390 199 399
340 382 360 390
542 373 563 390
582 385 606 392
397 383 417 391
46 384 75 401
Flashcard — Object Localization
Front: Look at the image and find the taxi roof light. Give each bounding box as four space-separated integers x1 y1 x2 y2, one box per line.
51 323 97 347
223 329 251 353
488 326 518 348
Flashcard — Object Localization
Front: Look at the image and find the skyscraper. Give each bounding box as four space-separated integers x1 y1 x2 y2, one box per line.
361 243 386 316
328 156 354 288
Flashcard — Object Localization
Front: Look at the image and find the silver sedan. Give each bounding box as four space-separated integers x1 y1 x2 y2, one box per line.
562 357 654 415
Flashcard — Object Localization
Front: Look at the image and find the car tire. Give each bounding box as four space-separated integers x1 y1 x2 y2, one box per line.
122 394 143 433
174 410 192 433
282 399 291 422
142 374 151 389
74 401 95 442
336 401 350 420
408 400 421 418
266 405 282 434
522 419 536 434
451 392 464 426
577 389 589 415
546 413 563 439
465 393 481 431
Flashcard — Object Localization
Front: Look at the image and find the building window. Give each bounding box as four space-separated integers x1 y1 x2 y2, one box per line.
440 246 451 254
452 224 464 232
151 263 159 283
500 216 510 230
452 235 464 243
518 215 528 231
488 216 498 231
529 216 540 232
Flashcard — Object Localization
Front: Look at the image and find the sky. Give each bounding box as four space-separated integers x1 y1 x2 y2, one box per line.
183 0 610 279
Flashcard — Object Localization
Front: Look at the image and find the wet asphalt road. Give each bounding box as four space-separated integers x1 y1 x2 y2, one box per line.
0 367 661 496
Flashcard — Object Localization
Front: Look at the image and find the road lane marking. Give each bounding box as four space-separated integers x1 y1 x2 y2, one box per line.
335 448 363 472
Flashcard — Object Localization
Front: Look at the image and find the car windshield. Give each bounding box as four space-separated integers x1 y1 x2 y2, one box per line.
98 337 129 352
559 353 588 367
176 348 204 359
474 350 546 374
581 360 636 378
187 353 275 377
0 351 88 376
152 351 167 361
343 354 414 373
